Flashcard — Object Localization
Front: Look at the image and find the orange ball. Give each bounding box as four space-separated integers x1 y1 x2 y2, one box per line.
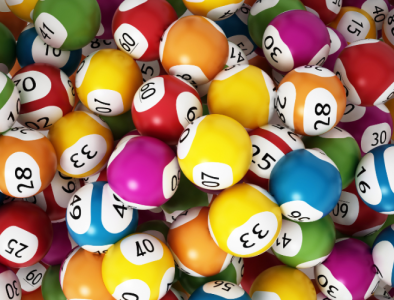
0 3 27 40
160 15 228 86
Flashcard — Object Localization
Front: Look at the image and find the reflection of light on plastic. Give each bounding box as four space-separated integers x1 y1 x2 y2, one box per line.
180 55 191 65
188 249 198 260
128 180 138 191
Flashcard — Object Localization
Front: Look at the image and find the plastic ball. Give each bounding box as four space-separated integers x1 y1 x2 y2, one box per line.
0 262 21 300
112 0 177 61
315 238 378 300
66 182 138 254
13 63 74 130
182 0 243 21
102 233 175 300
41 265 65 300
207 65 275 130
136 59 167 83
33 0 101 51
325 27 347 72
0 127 57 198
5 0 38 22
0 202 52 268
208 183 282 257
250 265 316 300
301 0 342 24
270 149 342 222
0 3 27 40
168 206 232 277
225 42 248 67
262 10 330 73
160 15 229 86
95 0 123 39
60 247 113 300
244 124 305 190
177 115 251 190
76 49 143 116
330 180 388 236
275 65 346 136
0 72 20 133
12 261 48 295
81 38 117 58
16 24 82 76
0 22 16 74
338 103 393 156
383 8 394 49
48 111 114 178
334 39 394 106
372 225 394 286
272 216 335 268
329 6 377 44
132 75 202 145
189 281 250 300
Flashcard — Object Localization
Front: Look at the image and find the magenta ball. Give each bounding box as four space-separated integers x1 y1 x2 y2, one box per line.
96 0 124 39
337 103 393 156
315 238 378 300
325 27 347 71
262 10 330 73
107 136 180 210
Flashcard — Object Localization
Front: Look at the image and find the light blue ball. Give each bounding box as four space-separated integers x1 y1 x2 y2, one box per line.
189 281 251 300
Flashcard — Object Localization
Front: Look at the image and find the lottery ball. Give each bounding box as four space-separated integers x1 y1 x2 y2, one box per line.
60 247 113 300
262 10 330 73
48 111 114 178
0 127 57 198
66 182 138 254
0 202 52 268
250 265 316 300
270 149 342 222
107 136 180 209
102 233 175 300
82 38 117 58
225 42 248 67
207 65 275 130
41 265 65 300
177 114 251 190
315 238 378 300
330 181 388 236
189 281 250 300
372 225 394 286
16 24 82 77
167 206 232 277
113 0 177 61
301 0 342 24
33 0 101 51
0 22 16 74
132 75 202 145
5 0 38 22
0 2 27 40
325 27 347 72
160 15 229 86
0 72 19 133
183 0 243 21
244 124 304 190
12 261 48 295
136 59 167 83
272 216 335 268
13 63 74 130
338 103 393 156
335 40 394 106
329 6 376 44
208 183 282 257
275 65 346 136
95 0 123 39
76 49 143 116
248 0 306 49
0 263 21 300
137 220 170 244
383 8 394 49
303 126 361 189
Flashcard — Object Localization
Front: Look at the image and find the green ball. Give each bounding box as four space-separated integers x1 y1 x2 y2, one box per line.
165 0 187 18
0 72 19 133
0 23 16 74
100 110 136 141
272 216 336 268
42 265 67 300
33 0 101 51
303 127 361 189
248 0 306 48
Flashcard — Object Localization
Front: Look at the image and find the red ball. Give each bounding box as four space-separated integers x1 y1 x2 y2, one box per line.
0 202 53 268
301 0 342 24
132 75 203 145
112 0 178 61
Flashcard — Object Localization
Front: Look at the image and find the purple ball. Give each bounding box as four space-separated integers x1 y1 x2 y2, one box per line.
107 136 180 210
337 103 393 156
262 10 330 73
325 27 347 71
96 0 124 39
315 238 378 300
138 207 166 225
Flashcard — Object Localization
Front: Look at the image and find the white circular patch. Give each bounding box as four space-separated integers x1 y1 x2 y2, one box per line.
250 0 279 16
330 191 359 226
384 9 394 46
361 0 389 31
202 281 245 299
207 2 243 21
75 52 97 89
13 71 51 104
159 267 175 299
133 77 165 113
119 0 147 11
315 264 353 300
120 234 164 265
87 89 124 116
193 162 233 190
294 65 335 78
176 92 202 129
228 35 254 56
361 123 391 153
281 200 324 222
373 240 394 286
226 42 248 67
0 87 20 133
34 13 68 49
168 65 209 87
177 116 205 159
162 157 180 200
340 102 365 123
112 279 151 300
272 219 302 257
19 106 63 130
336 11 371 43
32 36 70 68
275 81 297 130
16 262 46 292
327 28 341 55
0 270 21 300
136 60 162 83
82 39 117 57
4 127 44 141
51 171 80 209
326 0 341 14
114 24 149 60
171 207 203 229
66 184 93 235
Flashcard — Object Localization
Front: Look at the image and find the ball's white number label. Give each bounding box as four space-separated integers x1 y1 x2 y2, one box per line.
0 227 38 264
120 234 164 265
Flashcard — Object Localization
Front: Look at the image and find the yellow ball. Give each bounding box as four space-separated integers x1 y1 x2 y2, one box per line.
76 49 143 116
102 233 175 300
6 0 38 22
249 265 316 300
177 114 252 190
208 65 275 130
48 111 114 178
208 183 282 257
182 0 243 21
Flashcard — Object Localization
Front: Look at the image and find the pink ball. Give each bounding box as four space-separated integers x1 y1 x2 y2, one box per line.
325 27 347 72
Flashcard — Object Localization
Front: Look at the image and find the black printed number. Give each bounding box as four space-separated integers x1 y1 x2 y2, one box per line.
15 167 34 193
332 203 348 218
5 239 28 258
136 239 154 257
371 131 387 146
201 172 219 188
318 275 338 298
264 36 282 63
314 103 331 130
357 166 370 193
119 33 136 52
240 223 269 249
347 19 363 36
5 281 19 299
25 269 43 286
69 195 82 220
70 145 98 169
213 281 235 292
288 211 310 222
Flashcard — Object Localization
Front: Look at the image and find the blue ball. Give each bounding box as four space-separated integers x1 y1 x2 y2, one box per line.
216 4 256 56
16 24 82 76
189 281 251 300
66 181 138 254
372 224 394 286
355 144 394 214
269 149 342 222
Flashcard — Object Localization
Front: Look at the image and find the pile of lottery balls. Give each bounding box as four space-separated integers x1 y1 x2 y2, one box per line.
3 0 394 299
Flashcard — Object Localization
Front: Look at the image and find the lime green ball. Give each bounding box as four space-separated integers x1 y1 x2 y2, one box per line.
248 0 306 48
272 216 336 268
42 265 67 300
0 23 16 74
0 72 19 133
303 127 361 189
33 0 101 51
100 110 136 141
